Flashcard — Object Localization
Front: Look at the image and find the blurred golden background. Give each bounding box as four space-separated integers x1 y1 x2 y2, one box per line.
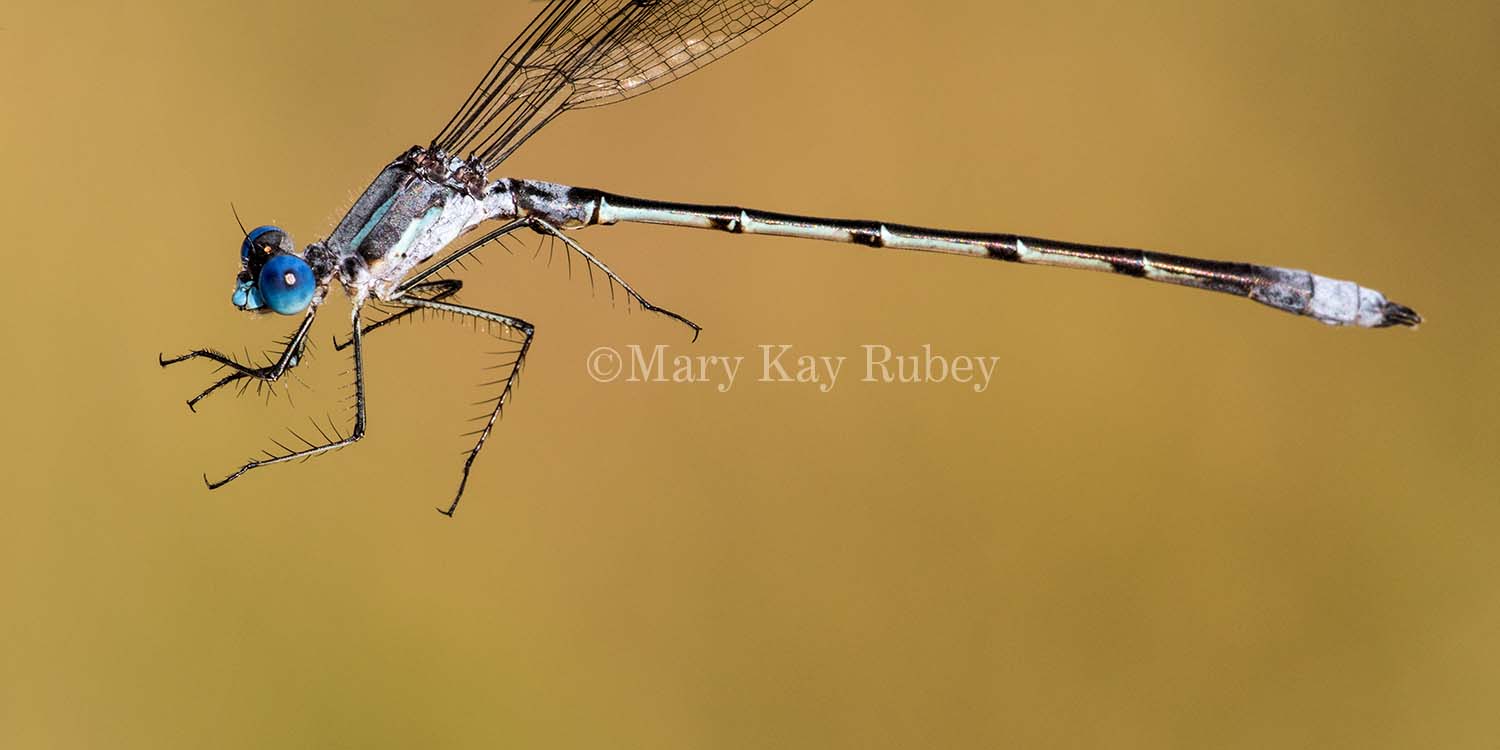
2 1 1498 747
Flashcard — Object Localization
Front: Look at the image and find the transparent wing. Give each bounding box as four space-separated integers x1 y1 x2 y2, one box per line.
431 0 813 170
552 0 812 108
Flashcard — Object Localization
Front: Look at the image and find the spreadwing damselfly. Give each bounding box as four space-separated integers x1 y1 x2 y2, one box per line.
161 1 1420 516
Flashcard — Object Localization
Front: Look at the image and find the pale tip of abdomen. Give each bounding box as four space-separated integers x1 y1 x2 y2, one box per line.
1305 274 1421 329
1249 269 1420 329
1351 285 1421 328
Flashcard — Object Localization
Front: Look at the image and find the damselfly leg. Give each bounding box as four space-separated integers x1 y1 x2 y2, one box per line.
334 279 533 515
202 305 368 490
526 217 701 340
335 280 466 351
384 294 535 517
160 307 319 411
384 216 700 339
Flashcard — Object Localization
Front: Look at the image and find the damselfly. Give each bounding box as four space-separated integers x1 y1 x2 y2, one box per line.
161 0 1420 516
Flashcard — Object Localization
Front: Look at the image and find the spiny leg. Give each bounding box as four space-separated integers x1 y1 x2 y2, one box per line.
526 216 701 340
160 306 319 411
393 294 534 517
206 303 369 490
181 334 314 411
185 371 252 412
334 279 464 352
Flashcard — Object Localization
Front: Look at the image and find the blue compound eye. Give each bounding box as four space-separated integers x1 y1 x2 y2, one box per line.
257 254 315 315
241 225 289 264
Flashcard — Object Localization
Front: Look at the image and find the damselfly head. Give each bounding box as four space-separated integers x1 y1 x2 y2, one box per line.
231 225 314 315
